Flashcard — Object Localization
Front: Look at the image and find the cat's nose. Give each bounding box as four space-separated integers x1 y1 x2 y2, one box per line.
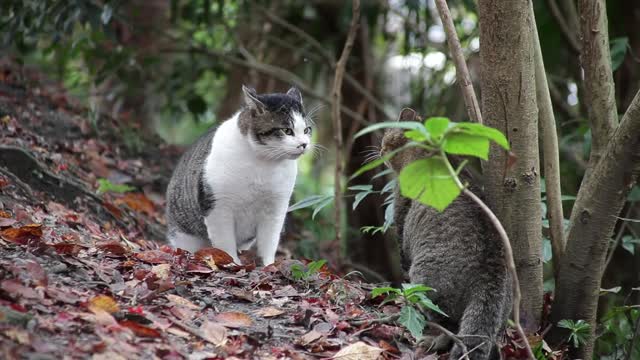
297 143 307 150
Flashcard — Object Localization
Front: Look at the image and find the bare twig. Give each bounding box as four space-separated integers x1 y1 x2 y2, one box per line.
332 0 360 254
461 188 534 359
434 0 482 124
530 1 566 278
546 0 581 53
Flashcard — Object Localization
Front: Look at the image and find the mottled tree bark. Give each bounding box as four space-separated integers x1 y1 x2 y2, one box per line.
477 0 543 331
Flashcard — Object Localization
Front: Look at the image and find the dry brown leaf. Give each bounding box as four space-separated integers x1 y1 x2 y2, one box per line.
135 250 173 264
1 223 43 244
88 295 120 314
151 264 171 280
115 193 155 215
300 330 323 346
200 320 228 346
165 294 199 310
119 320 162 338
213 311 253 328
194 247 235 266
253 307 285 318
332 341 382 360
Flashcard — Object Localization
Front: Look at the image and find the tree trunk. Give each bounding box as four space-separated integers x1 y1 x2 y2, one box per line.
477 0 543 331
550 90 640 359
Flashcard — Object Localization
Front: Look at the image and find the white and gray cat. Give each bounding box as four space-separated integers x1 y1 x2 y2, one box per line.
165 86 312 265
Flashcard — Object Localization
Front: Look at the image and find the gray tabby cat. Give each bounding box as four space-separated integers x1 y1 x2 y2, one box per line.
380 108 511 360
166 86 312 265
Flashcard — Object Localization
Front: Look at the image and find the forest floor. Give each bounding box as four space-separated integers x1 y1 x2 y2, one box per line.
0 61 530 360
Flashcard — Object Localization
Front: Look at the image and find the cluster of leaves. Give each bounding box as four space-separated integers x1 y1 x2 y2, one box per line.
595 304 640 359
558 319 591 349
371 284 446 339
290 259 327 282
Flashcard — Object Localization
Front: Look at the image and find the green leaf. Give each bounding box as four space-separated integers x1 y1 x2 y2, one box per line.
348 185 373 191
398 158 461 212
288 195 333 212
353 191 371 210
414 292 448 317
312 196 334 220
610 37 628 71
453 122 510 150
401 283 434 296
443 132 490 160
398 306 426 339
307 259 327 274
404 129 427 142
354 121 426 139
371 287 401 298
424 117 450 139
97 179 135 194
622 236 640 255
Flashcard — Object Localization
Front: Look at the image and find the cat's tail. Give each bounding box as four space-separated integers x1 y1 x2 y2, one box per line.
448 281 511 360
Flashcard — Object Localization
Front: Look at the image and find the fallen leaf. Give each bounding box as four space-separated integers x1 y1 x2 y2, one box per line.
1 224 43 244
213 311 253 328
50 243 84 255
200 320 228 346
165 294 199 310
88 295 120 314
151 264 171 280
0 210 11 218
135 250 173 264
194 247 235 266
186 263 214 274
229 288 256 302
25 261 47 287
3 328 30 345
119 320 162 338
1 279 39 299
115 193 155 215
0 218 16 227
332 341 382 360
253 307 285 318
300 330 323 346
97 241 129 256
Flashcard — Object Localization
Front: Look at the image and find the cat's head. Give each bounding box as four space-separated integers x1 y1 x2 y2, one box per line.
380 108 430 173
238 85 312 160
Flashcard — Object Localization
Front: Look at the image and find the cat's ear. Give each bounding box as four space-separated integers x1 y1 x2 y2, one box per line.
243 85 266 115
286 86 303 106
398 108 418 122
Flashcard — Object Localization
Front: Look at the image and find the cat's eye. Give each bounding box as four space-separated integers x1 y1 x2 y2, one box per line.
282 128 294 136
304 127 312 134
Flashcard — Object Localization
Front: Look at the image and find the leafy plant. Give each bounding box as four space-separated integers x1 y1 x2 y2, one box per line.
353 117 509 212
371 283 446 339
558 319 591 348
96 178 135 194
288 194 334 220
290 259 327 282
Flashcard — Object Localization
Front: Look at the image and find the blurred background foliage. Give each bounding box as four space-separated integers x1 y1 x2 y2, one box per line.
1 0 639 357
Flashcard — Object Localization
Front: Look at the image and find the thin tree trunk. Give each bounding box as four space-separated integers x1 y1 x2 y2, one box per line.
550 90 640 359
477 0 543 331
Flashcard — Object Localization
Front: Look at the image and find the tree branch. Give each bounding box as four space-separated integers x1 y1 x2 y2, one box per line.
332 0 360 256
546 0 581 54
434 0 483 124
530 2 566 278
578 0 619 181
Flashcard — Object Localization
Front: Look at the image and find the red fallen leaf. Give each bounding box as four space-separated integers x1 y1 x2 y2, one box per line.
10 303 27 312
185 263 214 274
103 202 122 220
115 193 155 216
378 340 399 354
1 223 43 244
194 247 235 266
128 306 144 315
135 250 173 264
133 269 150 280
1 279 39 299
25 261 47 287
213 311 253 328
50 243 84 255
0 177 8 188
97 241 129 256
119 320 162 338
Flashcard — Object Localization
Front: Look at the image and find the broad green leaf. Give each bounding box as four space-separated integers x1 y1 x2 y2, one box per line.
398 158 461 212
414 292 448 317
424 117 450 139
312 196 334 220
404 129 427 142
307 259 327 274
97 179 135 194
454 122 510 150
443 132 490 160
401 283 434 296
371 287 402 298
610 37 628 71
398 306 426 339
288 194 333 212
354 121 426 139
